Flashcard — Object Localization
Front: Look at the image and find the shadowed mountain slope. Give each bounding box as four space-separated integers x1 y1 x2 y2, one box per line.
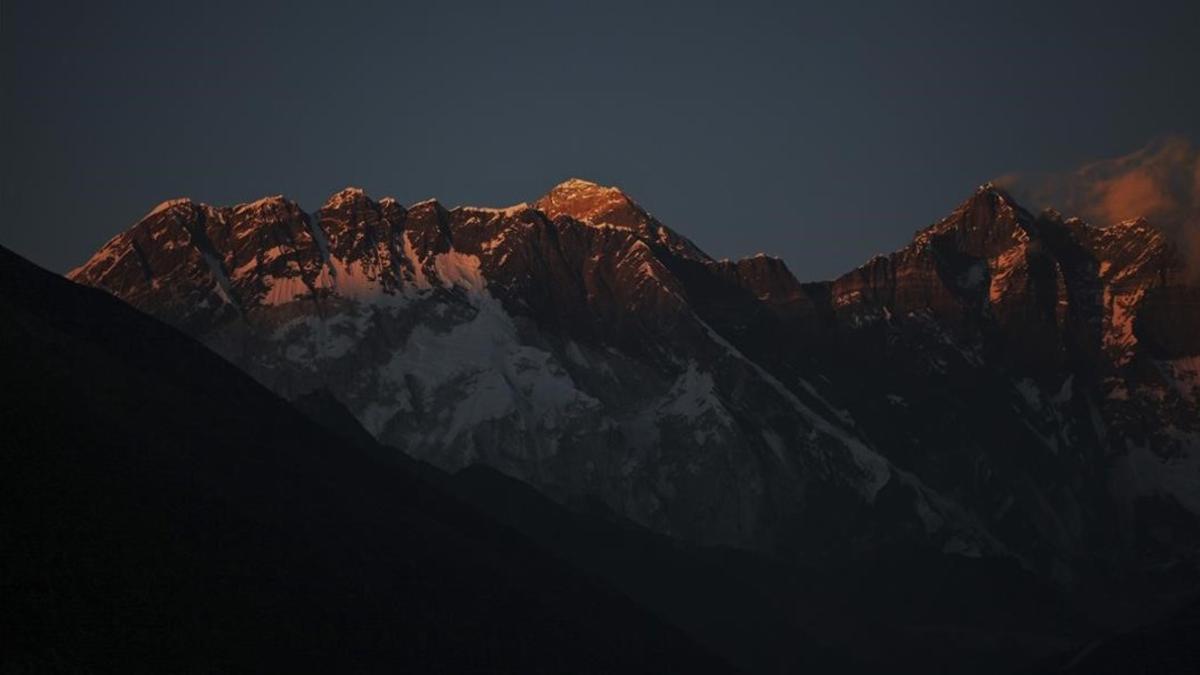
0 245 731 674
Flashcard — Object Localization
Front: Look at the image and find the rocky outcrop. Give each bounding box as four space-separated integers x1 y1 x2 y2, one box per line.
70 179 1200 589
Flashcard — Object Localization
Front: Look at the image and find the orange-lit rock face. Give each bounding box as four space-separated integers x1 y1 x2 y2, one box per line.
533 178 710 263
834 185 1031 304
533 178 651 233
998 136 1200 275
829 186 1047 345
821 182 1199 372
68 178 1200 574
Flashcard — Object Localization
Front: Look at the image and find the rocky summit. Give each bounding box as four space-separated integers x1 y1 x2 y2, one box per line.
71 179 1200 592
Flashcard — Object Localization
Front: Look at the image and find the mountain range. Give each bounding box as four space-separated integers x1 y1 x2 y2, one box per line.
12 175 1199 672
1 243 732 673
68 178 1200 575
3 240 1086 674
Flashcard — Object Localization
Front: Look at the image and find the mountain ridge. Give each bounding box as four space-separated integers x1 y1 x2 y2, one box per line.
1 242 736 674
5 242 1102 673
68 178 1200 605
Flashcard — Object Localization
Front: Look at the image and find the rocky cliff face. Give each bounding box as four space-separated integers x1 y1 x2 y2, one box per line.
70 179 1200 587
761 185 1200 582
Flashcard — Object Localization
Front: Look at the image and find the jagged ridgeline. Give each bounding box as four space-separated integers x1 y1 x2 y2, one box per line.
71 179 1200 588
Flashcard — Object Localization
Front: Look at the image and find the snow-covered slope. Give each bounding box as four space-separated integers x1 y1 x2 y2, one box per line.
70 179 1200 584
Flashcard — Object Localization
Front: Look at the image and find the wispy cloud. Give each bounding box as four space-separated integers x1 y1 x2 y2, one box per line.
995 135 1200 271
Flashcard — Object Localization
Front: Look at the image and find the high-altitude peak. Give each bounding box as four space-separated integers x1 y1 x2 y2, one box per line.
975 181 1022 205
322 187 373 210
535 178 646 229
539 177 631 206
550 177 622 192
408 197 446 212
910 183 1035 254
973 181 1028 216
142 198 194 221
534 178 711 261
233 194 300 216
958 182 1022 213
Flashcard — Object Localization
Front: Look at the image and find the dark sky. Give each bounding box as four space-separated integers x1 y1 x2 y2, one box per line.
3 0 1199 280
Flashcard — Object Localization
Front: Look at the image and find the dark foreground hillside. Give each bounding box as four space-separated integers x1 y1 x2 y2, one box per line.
4 243 1194 674
0 245 730 674
1040 599 1200 675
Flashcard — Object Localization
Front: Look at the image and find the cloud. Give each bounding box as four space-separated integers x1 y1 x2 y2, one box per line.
995 136 1200 273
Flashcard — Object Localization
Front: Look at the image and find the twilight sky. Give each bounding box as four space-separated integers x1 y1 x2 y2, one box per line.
3 0 1199 280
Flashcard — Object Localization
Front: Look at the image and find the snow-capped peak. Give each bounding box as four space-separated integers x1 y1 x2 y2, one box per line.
322 187 370 209
534 177 644 227
454 202 532 218
144 198 193 220
409 198 443 210
234 195 292 213
552 177 609 191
